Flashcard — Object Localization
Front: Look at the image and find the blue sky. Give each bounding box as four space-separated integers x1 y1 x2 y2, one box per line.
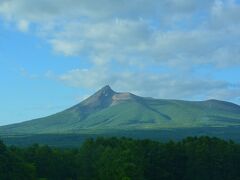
0 0 240 125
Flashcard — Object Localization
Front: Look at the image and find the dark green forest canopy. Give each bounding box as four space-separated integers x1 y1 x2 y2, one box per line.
1 136 240 180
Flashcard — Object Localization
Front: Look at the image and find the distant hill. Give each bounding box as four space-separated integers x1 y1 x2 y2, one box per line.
1 85 240 135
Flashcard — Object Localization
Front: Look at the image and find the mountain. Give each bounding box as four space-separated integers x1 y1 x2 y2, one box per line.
1 85 240 135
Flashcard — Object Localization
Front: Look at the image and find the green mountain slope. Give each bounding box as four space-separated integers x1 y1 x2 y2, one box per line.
1 85 240 134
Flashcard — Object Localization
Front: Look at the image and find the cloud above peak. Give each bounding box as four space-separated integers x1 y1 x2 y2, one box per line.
57 67 240 102
1 0 240 103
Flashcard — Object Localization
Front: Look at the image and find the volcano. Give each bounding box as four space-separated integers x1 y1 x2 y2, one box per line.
1 85 240 134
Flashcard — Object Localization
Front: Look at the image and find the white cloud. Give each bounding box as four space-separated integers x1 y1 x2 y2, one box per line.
50 39 83 56
57 67 240 102
17 19 29 32
210 0 240 29
1 0 239 68
1 0 240 103
58 68 110 88
0 0 214 21
46 20 240 67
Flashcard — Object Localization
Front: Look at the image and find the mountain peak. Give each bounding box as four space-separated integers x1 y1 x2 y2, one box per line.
102 85 112 90
2 85 240 135
96 85 116 97
99 85 114 93
80 85 116 108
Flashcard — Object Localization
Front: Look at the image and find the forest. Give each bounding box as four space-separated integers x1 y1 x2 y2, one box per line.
1 136 240 180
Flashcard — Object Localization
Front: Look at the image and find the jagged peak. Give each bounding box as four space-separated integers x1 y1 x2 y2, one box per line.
78 85 142 109
80 85 116 107
102 85 112 90
94 85 116 98
98 85 115 93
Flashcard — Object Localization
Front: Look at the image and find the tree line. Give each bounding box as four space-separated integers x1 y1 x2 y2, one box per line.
1 136 240 180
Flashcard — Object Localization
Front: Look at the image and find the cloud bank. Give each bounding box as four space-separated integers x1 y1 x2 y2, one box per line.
1 0 240 102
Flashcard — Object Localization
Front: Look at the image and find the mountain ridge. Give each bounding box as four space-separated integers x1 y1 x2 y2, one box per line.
1 85 240 135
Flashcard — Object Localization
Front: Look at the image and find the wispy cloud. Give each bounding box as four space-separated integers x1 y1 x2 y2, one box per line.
56 67 240 102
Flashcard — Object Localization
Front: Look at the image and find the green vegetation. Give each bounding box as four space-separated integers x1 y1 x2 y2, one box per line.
3 127 240 147
1 86 240 134
1 136 240 180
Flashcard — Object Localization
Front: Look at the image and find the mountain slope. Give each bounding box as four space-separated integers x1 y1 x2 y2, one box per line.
1 85 240 134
